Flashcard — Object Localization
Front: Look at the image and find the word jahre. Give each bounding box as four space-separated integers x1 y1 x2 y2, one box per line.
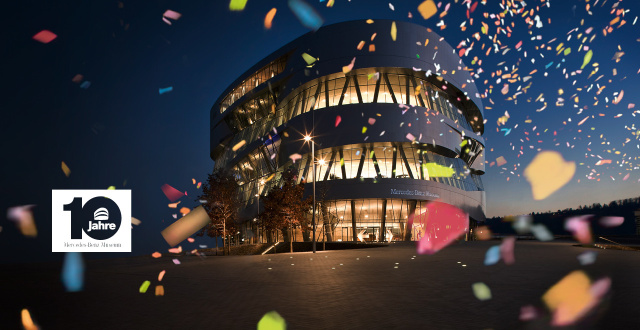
87 221 116 231
390 189 439 198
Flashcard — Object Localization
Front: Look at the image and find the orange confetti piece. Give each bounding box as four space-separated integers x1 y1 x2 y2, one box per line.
61 161 71 177
369 44 376 52
232 140 246 151
168 201 181 208
155 285 165 296
158 270 166 281
612 90 623 104
179 207 191 215
21 309 38 330
524 151 575 200
342 57 356 74
357 40 365 50
496 156 507 167
152 252 162 258
595 159 611 165
417 0 438 20
264 8 277 29
187 237 195 243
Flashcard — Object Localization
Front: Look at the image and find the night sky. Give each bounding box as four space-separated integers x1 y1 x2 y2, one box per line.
2 0 639 263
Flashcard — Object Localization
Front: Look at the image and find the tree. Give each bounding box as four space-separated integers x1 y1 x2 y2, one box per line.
261 167 312 252
197 169 239 256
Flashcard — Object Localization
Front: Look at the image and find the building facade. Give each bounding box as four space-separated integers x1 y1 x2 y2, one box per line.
210 20 486 242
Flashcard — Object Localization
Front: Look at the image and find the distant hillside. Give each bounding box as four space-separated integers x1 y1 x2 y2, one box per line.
486 197 640 236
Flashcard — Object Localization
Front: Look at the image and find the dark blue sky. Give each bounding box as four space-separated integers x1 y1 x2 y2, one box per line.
2 0 639 263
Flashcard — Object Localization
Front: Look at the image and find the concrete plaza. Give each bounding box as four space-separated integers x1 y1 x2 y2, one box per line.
2 240 639 329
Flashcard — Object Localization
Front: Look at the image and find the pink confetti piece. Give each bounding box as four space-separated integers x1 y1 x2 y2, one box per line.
368 118 376 125
33 30 57 43
172 259 180 265
162 17 172 25
289 153 302 162
158 270 166 281
501 84 509 95
612 90 624 105
163 9 181 20
197 182 202 189
161 184 184 202
335 115 341 127
565 215 593 244
168 246 182 254
519 305 540 321
599 216 624 228
187 237 195 243
500 236 516 265
406 133 415 141
416 202 469 255
7 205 37 237
342 57 356 74
622 173 630 181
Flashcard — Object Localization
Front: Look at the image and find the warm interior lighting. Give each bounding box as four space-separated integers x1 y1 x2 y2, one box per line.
318 159 326 165
304 135 312 141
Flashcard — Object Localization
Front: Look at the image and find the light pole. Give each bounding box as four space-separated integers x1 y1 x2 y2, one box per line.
304 134 316 253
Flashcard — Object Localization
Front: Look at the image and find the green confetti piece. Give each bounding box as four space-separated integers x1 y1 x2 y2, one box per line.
581 50 592 69
472 282 492 301
229 0 248 11
563 47 571 56
139 280 151 293
416 54 420 58
460 140 468 147
107 186 116 190
301 53 317 65
424 163 455 177
258 311 286 330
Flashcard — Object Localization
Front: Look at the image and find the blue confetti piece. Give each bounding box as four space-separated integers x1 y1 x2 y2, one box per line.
159 86 173 95
80 81 91 89
545 62 554 69
500 128 511 136
61 252 84 292
484 246 501 266
288 0 324 31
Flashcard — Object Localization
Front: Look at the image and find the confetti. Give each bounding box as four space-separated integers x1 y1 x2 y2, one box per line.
21 309 38 330
417 0 437 20
71 74 83 83
301 53 317 66
599 216 624 228
33 30 57 43
335 115 342 127
580 50 593 69
577 251 597 265
357 41 365 50
61 252 84 292
484 246 501 265
61 161 71 177
187 237 195 243
264 8 277 29
7 205 37 237
289 153 302 162
172 259 181 265
342 57 356 74
232 140 246 151
258 311 286 330
161 205 212 246
155 285 165 296
168 246 182 254
565 215 593 244
416 202 469 255
179 207 191 215
161 184 184 202
368 118 376 125
496 156 507 167
159 86 173 94
472 282 492 301
152 252 162 258
424 163 455 177
163 9 181 20
519 305 540 321
512 215 533 234
390 21 397 41
524 151 575 200
543 271 610 326
197 182 202 189
288 0 323 31
80 81 91 89
531 224 554 241
168 201 181 208
139 280 151 293
500 236 516 265
229 0 248 11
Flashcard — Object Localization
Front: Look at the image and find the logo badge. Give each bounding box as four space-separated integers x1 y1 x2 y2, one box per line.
52 190 131 252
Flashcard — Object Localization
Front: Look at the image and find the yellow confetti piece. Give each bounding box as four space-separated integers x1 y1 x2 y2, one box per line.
229 0 248 11
390 21 397 41
326 0 334 7
362 127 367 134
366 19 374 24
543 271 593 325
264 8 277 29
417 0 438 20
301 53 317 65
61 161 71 177
580 50 593 69
21 309 38 330
424 163 455 177
472 282 492 301
139 280 151 293
524 151 575 200
232 140 246 151
258 311 286 330
155 285 165 296
107 186 116 190
131 217 141 225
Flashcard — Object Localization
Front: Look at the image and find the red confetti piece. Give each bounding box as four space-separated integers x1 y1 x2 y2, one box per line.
415 202 469 255
335 115 342 127
161 184 184 202
33 30 57 43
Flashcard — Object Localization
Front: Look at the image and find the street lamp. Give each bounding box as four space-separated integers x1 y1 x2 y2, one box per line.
304 133 317 254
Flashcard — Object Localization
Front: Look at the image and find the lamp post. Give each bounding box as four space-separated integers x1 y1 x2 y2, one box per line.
304 134 316 253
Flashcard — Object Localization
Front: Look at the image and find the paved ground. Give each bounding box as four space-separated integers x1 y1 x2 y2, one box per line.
1 240 639 329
